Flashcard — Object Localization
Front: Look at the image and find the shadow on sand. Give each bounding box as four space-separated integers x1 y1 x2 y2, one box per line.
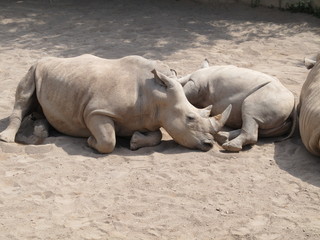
0 115 196 158
273 134 320 188
0 0 319 61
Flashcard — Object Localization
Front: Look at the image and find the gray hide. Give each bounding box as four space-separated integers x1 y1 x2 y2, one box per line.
178 60 295 152
0 55 232 153
299 54 320 156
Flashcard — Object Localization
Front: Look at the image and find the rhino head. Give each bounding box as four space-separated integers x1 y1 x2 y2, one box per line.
152 69 231 151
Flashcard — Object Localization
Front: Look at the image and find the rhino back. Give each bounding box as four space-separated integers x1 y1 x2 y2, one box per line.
34 55 168 137
188 65 292 128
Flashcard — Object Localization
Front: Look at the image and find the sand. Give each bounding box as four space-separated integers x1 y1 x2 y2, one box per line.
0 0 320 239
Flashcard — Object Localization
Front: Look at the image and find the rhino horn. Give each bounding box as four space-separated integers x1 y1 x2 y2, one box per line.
209 104 232 134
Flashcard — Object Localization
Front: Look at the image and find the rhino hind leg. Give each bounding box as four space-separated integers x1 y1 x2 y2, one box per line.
86 115 116 153
222 86 276 152
130 130 162 150
0 128 17 143
15 113 50 145
0 66 37 143
33 118 50 139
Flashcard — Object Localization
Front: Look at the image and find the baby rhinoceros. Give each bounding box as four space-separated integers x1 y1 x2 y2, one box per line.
299 54 320 156
178 59 296 152
0 55 232 153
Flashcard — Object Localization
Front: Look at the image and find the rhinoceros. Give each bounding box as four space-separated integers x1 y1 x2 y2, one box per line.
0 55 232 153
298 54 320 156
177 59 296 152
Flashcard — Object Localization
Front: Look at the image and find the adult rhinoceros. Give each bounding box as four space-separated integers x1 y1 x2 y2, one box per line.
299 54 320 156
0 55 231 153
178 59 295 152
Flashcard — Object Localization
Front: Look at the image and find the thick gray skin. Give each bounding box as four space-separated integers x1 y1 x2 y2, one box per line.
179 61 295 151
299 54 320 156
0 55 231 153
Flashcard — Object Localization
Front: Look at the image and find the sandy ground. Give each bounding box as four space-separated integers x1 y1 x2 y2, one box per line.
0 0 320 239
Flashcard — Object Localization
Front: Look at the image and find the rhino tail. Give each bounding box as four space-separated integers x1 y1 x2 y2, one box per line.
274 97 298 142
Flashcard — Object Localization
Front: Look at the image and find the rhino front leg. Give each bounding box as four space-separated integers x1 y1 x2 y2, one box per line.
222 113 258 152
86 115 116 153
130 130 162 150
214 129 241 145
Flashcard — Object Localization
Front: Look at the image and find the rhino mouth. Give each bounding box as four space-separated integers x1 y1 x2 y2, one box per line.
199 139 214 151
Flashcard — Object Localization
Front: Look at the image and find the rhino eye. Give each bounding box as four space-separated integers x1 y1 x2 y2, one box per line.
186 114 196 122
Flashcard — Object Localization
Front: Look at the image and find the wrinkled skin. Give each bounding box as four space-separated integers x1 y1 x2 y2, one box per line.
178 60 295 152
298 53 320 156
0 55 231 153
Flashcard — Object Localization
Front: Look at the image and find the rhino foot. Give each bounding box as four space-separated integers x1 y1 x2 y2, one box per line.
130 132 146 150
33 119 50 138
222 141 242 152
130 130 162 150
130 138 140 151
0 130 16 143
214 132 229 145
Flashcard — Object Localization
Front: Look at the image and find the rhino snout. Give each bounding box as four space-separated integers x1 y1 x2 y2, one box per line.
199 138 214 151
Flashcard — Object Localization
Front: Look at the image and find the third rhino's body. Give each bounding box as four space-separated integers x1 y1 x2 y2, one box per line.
299 55 320 156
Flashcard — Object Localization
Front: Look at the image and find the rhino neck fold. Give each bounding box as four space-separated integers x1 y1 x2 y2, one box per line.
137 99 162 132
153 103 172 132
184 79 209 108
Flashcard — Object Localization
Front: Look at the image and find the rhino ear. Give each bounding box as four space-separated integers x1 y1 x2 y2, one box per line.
170 69 178 79
209 104 232 133
304 53 320 69
304 57 316 69
152 69 175 88
199 105 212 118
201 58 210 68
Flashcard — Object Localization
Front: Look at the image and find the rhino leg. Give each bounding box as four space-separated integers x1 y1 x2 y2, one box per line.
86 115 116 153
222 95 261 151
0 126 18 143
222 115 259 152
222 84 276 152
0 66 37 143
130 130 162 150
214 129 241 145
15 113 50 144
33 118 50 138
